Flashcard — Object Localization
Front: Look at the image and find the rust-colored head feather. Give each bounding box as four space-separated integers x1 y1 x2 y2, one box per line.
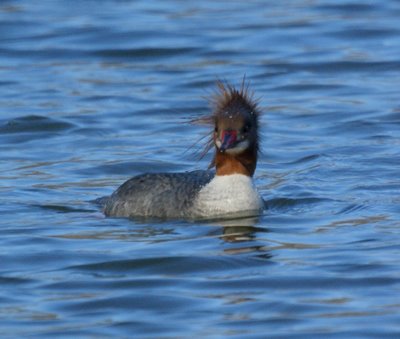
211 79 261 173
190 78 261 175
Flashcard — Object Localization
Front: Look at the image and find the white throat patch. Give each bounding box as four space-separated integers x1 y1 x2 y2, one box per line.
192 174 264 218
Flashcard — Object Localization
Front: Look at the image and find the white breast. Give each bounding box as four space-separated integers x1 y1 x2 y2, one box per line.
191 174 264 218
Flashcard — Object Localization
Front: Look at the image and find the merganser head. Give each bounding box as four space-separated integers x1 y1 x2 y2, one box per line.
210 80 261 177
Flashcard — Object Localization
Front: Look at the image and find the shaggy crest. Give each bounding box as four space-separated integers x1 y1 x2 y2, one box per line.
211 79 260 120
192 79 261 167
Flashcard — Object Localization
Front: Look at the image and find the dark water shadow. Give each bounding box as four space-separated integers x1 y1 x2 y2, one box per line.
33 203 97 214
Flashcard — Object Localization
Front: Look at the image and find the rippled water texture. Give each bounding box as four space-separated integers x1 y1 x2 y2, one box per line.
1 0 400 337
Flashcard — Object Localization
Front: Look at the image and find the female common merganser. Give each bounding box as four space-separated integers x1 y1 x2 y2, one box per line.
102 80 264 219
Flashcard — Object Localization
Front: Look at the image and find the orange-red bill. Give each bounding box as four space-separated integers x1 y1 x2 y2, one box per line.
220 130 237 151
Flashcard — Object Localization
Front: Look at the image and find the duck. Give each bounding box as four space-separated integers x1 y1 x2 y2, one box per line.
101 80 264 220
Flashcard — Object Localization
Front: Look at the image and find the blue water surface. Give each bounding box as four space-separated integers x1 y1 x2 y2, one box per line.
1 0 400 337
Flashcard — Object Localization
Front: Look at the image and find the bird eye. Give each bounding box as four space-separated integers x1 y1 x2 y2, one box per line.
242 124 250 133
